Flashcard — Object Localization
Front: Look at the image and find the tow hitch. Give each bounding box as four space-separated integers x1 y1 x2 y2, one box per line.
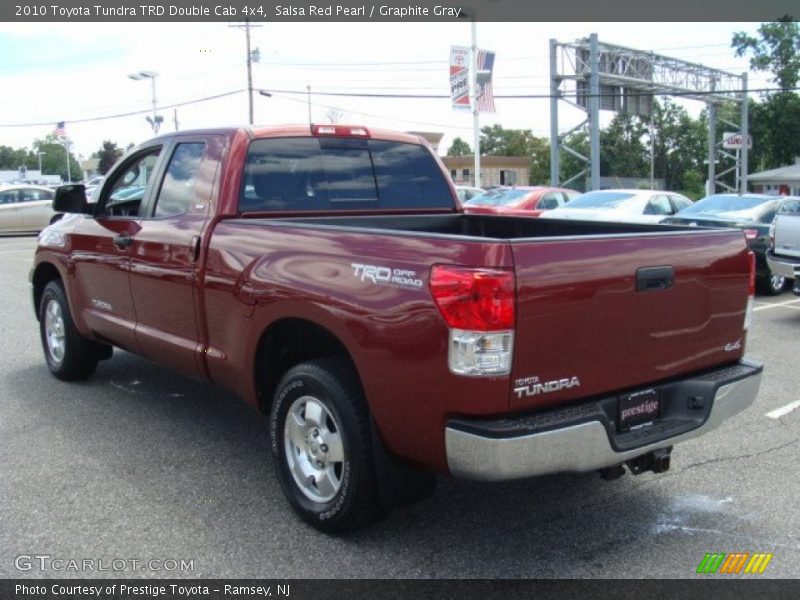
599 447 672 480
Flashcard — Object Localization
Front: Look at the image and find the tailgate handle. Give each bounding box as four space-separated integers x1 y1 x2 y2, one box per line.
636 266 674 292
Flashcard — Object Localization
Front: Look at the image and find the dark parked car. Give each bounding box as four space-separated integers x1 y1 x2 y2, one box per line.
663 193 785 295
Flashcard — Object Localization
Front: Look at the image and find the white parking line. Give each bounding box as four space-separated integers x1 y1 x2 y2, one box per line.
766 400 800 420
753 299 800 312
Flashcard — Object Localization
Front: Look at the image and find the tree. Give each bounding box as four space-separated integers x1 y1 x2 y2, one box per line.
599 112 649 178
93 141 124 175
32 136 82 182
650 99 707 193
446 137 472 156
0 146 36 171
732 17 800 92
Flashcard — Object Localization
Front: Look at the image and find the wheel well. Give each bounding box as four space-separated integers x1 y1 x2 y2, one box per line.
254 318 359 413
32 263 62 319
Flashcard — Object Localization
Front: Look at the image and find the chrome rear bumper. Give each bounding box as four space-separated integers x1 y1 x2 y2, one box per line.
446 361 762 481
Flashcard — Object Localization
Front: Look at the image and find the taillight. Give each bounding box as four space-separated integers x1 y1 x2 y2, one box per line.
430 266 515 376
430 266 515 331
311 124 370 137
744 250 755 331
743 229 758 242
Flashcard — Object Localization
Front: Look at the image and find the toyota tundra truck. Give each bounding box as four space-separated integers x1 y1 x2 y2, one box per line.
31 124 763 532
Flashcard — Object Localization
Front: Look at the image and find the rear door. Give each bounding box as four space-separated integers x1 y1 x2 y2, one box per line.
774 198 800 258
128 135 225 379
509 230 750 411
19 187 55 230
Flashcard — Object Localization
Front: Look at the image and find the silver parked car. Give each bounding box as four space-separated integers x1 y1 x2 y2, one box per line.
541 189 692 224
0 184 60 234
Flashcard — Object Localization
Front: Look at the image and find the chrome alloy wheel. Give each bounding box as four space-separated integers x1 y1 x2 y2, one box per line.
771 273 786 293
284 395 346 502
44 299 66 365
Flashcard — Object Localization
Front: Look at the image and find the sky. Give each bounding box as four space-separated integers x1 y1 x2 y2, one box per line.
0 21 769 163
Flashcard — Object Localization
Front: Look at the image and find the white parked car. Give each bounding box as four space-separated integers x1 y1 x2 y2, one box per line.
541 189 692 224
0 184 60 234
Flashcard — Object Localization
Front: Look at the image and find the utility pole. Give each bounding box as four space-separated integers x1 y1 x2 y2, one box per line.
173 109 179 132
230 19 263 125
307 85 312 126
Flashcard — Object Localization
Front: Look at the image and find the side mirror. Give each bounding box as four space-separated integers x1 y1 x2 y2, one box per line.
53 184 93 215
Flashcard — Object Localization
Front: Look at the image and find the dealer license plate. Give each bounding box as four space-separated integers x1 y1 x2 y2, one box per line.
618 389 661 432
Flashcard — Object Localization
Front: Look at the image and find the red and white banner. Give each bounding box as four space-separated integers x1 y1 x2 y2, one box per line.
449 46 496 113
449 46 470 111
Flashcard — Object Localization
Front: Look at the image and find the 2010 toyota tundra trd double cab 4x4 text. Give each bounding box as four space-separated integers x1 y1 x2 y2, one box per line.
32 124 763 532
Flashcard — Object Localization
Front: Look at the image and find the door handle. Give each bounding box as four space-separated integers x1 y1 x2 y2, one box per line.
113 234 133 249
636 266 674 292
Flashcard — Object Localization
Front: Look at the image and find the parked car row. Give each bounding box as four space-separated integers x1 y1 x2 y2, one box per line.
458 185 797 295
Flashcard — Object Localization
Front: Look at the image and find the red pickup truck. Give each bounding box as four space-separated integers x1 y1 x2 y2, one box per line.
32 124 762 533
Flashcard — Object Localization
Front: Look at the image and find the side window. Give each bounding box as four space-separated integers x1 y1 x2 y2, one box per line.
563 191 579 203
539 194 560 210
644 195 672 216
779 200 800 215
759 208 778 224
0 190 17 204
104 148 162 217
21 188 49 202
669 194 691 213
153 143 205 218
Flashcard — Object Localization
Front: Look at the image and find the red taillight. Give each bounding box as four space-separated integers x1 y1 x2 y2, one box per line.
311 124 370 137
747 250 756 296
743 229 759 242
430 266 515 331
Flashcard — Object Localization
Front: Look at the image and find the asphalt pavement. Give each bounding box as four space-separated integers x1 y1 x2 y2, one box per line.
1 235 798 578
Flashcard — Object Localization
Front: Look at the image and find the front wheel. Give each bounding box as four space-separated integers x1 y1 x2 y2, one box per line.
269 359 381 533
39 280 99 380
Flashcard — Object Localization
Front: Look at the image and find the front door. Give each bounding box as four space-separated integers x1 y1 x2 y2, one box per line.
68 146 165 352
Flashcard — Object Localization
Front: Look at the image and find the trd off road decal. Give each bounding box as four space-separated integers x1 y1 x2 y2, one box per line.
351 263 423 290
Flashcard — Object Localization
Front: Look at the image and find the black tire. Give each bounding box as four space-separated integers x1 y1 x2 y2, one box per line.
269 358 382 533
39 280 99 381
757 269 786 296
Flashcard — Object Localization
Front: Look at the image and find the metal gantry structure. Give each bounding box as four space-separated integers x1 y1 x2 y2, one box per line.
549 34 749 193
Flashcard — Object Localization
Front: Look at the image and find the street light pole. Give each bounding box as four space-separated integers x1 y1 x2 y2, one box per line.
470 16 480 188
38 152 45 174
129 71 161 134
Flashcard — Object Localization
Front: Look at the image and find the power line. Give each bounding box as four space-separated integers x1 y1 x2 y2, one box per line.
0 90 245 127
261 86 799 100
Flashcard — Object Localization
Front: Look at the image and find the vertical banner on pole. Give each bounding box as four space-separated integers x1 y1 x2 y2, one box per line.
475 50 496 113
450 46 471 111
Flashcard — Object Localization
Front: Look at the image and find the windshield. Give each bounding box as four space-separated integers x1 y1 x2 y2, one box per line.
679 194 773 217
565 191 636 209
465 188 530 207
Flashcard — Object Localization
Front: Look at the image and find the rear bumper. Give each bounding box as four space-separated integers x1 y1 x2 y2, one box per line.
766 250 800 279
445 360 762 481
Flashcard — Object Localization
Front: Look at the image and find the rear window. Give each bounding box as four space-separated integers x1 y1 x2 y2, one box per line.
465 188 529 207
239 137 454 212
680 194 773 216
567 191 635 209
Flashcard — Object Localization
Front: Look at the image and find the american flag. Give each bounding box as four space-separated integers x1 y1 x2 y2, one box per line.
53 122 66 138
476 50 496 113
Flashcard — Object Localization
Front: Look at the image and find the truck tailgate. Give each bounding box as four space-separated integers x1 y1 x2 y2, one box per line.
509 230 750 412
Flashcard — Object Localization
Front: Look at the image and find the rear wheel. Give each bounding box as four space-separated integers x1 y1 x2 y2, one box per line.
39 280 100 380
757 270 786 296
269 358 381 533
